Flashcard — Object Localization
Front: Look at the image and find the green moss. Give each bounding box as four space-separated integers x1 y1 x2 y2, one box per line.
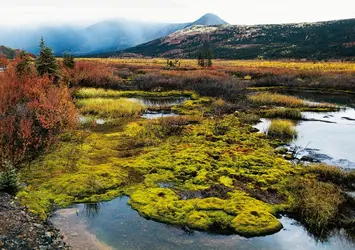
128 187 281 234
219 176 234 187
171 97 214 116
231 210 282 237
187 211 213 230
196 197 226 210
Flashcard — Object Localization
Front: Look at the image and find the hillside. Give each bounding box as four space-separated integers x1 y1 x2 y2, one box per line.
0 46 17 58
119 19 355 60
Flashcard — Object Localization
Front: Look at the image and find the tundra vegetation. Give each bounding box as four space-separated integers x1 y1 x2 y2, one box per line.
1 55 355 239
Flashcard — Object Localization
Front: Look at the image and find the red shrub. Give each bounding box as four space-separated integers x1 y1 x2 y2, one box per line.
0 56 9 69
65 61 127 89
0 56 77 165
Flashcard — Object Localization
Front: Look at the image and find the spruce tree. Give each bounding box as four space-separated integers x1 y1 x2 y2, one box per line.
35 37 58 77
203 41 213 67
197 51 204 67
197 41 213 67
63 52 75 69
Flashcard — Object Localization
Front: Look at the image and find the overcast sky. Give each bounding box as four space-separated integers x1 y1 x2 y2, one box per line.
1 0 355 27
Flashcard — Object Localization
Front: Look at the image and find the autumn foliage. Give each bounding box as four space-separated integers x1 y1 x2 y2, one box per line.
0 55 9 69
62 60 126 89
0 55 77 165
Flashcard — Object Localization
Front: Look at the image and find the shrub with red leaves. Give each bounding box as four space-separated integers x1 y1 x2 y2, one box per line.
0 54 77 165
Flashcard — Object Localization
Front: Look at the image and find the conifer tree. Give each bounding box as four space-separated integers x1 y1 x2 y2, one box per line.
197 51 205 67
63 52 75 69
35 37 58 77
197 41 213 67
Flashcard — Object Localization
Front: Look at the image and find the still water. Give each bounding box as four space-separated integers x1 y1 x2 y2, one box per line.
255 91 355 169
51 196 355 250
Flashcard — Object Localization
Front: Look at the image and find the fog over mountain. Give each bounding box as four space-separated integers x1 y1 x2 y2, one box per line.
0 13 228 56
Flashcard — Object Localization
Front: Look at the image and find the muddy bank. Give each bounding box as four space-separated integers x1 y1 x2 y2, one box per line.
50 208 113 250
0 192 68 250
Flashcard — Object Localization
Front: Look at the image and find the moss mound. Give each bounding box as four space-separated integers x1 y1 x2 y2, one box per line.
231 210 282 237
129 188 282 235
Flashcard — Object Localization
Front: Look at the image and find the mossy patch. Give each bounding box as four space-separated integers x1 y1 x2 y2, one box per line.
128 187 281 235
231 210 282 237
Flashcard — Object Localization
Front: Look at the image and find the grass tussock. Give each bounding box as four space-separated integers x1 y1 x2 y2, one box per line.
289 178 344 231
263 108 303 119
76 98 145 118
249 92 337 110
307 164 355 188
267 120 297 139
249 92 306 107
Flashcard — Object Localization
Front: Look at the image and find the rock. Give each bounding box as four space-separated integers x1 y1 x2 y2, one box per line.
34 223 44 229
342 117 355 121
45 232 53 243
0 192 69 249
300 156 316 162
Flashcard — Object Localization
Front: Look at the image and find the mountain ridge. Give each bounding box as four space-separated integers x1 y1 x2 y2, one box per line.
115 18 355 60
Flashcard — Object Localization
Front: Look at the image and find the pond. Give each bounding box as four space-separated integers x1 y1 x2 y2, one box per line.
130 96 187 119
50 196 355 250
254 91 355 169
128 97 188 107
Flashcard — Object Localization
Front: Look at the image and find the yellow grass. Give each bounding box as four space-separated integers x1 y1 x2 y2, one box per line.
77 58 355 73
248 92 336 109
267 120 297 139
249 93 306 107
75 88 194 99
76 98 145 118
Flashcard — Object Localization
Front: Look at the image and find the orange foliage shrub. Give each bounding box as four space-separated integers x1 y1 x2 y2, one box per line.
64 61 127 89
0 56 77 165
0 56 9 69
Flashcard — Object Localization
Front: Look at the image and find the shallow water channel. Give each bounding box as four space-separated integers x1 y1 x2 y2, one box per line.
52 91 355 249
254 91 355 169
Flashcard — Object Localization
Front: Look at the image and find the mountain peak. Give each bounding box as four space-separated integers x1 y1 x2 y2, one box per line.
191 13 228 26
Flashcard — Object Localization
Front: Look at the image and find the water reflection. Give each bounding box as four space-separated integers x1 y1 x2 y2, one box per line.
83 203 102 219
141 112 178 119
128 97 188 107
